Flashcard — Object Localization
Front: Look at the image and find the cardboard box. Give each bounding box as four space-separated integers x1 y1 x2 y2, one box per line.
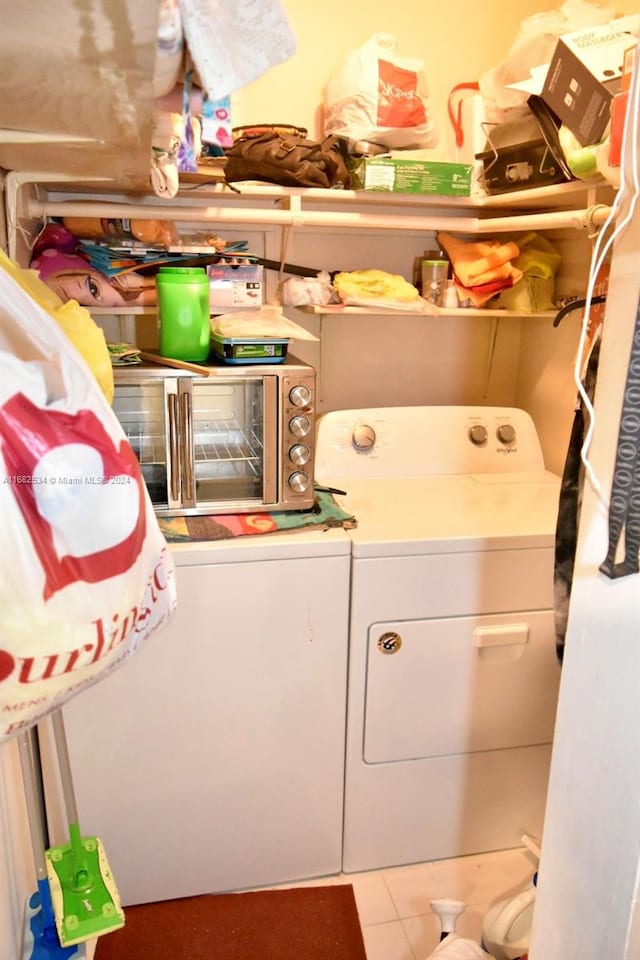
350 158 472 196
541 22 636 146
208 263 263 308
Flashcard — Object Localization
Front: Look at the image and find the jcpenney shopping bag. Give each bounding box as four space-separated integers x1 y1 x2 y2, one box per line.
0 253 177 741
324 34 438 149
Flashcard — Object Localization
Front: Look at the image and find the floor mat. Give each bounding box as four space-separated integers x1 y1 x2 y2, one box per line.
93 884 367 959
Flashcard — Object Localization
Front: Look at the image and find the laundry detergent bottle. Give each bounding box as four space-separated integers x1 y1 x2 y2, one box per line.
156 266 211 361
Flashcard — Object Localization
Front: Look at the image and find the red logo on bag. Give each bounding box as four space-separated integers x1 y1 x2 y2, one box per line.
377 58 426 128
0 393 147 600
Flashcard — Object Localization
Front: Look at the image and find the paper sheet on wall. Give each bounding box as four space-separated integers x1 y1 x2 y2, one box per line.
179 0 297 101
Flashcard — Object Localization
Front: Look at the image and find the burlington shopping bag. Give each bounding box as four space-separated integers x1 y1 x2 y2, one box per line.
0 252 177 741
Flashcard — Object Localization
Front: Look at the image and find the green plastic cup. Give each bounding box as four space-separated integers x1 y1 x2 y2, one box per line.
156 267 211 361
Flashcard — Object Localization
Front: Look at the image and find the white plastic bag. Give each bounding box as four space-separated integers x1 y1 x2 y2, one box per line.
0 255 177 741
324 34 437 150
479 0 615 123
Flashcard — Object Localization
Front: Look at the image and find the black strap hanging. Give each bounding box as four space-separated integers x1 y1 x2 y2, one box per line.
600 295 640 579
554 339 601 665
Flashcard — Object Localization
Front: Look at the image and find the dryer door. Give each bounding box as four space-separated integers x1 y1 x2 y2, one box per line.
364 611 560 763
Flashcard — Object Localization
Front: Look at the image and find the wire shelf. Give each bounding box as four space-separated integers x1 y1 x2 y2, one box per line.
126 422 263 467
194 425 263 465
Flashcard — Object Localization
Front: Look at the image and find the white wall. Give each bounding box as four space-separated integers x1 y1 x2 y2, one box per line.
231 0 561 147
529 73 640 957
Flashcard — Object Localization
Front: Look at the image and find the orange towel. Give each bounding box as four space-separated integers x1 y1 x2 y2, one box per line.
437 233 520 284
437 232 522 307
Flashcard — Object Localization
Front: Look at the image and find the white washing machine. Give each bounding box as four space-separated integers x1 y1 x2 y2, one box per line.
315 406 562 874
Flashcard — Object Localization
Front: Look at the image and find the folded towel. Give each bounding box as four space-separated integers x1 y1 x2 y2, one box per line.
437 233 520 286
437 232 522 308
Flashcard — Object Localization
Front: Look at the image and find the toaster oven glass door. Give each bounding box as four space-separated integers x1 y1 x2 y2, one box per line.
188 377 277 508
112 380 171 509
113 374 279 513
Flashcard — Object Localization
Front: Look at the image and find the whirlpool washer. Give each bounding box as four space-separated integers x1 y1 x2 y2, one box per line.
315 406 562 873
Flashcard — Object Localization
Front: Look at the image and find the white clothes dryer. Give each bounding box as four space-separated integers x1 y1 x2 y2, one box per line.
316 406 562 873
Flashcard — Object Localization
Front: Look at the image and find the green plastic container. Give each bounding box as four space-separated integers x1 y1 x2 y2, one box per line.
156 267 211 361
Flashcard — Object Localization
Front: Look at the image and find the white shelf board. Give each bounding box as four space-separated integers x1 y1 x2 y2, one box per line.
297 304 556 318
177 176 613 211
42 176 614 219
90 306 157 315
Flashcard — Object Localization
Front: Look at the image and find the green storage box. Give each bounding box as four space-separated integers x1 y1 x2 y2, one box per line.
211 333 289 364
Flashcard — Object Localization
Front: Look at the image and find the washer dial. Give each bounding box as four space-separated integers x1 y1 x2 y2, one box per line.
497 423 516 445
352 424 376 451
469 424 488 446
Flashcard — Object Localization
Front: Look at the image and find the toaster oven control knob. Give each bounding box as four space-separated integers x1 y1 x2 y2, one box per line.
352 424 376 451
289 443 311 466
289 414 312 437
468 424 488 446
288 470 311 493
289 384 312 407
497 423 516 445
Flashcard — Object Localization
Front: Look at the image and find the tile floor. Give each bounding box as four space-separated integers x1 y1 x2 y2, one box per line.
86 845 537 960
265 845 537 959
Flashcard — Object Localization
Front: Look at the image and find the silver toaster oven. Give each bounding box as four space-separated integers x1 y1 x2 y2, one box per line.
112 357 316 515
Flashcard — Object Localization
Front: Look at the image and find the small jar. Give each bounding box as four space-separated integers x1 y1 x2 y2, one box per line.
422 259 449 306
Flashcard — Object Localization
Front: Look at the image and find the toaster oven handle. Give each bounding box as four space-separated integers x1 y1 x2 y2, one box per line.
180 387 196 505
167 392 180 503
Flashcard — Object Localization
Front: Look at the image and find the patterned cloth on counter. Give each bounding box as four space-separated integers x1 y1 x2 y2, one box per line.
158 490 356 542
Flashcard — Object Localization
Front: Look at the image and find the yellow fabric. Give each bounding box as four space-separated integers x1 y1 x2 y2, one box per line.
0 249 114 404
492 233 562 313
334 269 420 304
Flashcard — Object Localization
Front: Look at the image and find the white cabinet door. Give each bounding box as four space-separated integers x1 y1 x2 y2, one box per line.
53 553 350 905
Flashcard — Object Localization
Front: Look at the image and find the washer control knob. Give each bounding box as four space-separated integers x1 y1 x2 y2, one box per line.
288 470 311 493
289 443 311 466
497 423 516 445
289 384 312 408
352 424 376 451
289 414 311 438
469 424 488 446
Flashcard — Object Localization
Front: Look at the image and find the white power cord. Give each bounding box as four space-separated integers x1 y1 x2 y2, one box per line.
575 41 640 504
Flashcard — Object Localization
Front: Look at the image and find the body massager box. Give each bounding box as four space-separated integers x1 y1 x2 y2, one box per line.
541 19 636 146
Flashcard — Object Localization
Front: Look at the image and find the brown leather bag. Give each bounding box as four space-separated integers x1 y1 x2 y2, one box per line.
224 131 351 189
